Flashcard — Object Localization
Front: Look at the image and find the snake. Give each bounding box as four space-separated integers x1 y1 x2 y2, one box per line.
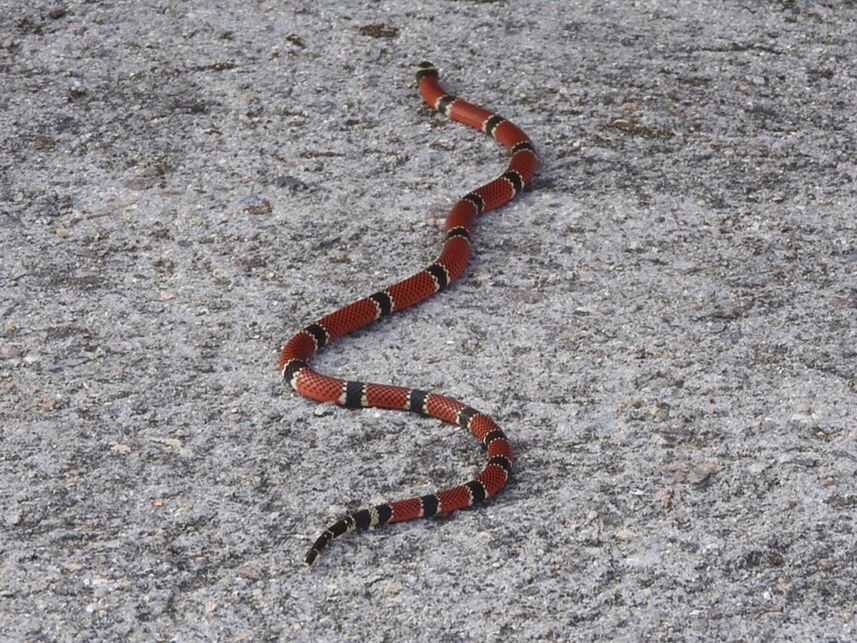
278 62 539 565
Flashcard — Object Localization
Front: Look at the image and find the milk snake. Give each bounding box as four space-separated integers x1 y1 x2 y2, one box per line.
279 62 539 565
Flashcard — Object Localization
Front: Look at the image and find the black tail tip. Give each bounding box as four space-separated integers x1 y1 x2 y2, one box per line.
305 548 319 566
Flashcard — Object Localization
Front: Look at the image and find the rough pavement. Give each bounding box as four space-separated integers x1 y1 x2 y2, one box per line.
1 1 855 641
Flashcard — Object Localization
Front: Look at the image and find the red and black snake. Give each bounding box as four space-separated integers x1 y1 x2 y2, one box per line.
279 62 539 565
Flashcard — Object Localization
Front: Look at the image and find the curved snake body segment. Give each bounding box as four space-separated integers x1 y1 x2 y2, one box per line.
278 62 539 565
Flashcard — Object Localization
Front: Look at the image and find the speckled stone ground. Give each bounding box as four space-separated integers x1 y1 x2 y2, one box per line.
1 1 855 641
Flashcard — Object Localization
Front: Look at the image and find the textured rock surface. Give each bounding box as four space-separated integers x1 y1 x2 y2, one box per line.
1 1 855 640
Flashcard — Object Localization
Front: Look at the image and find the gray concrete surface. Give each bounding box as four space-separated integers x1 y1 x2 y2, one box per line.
2 1 856 641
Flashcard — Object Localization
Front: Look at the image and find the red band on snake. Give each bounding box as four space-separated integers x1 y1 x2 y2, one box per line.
279 62 540 565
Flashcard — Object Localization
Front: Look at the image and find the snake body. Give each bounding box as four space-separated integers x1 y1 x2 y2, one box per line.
279 62 539 565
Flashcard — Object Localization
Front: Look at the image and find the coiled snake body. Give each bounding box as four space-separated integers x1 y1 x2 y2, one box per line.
279 62 539 565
